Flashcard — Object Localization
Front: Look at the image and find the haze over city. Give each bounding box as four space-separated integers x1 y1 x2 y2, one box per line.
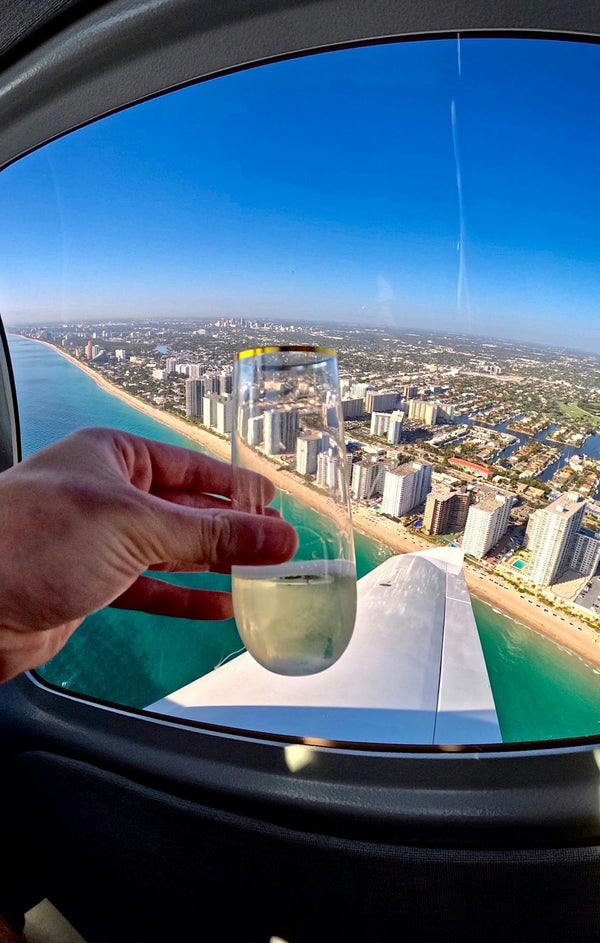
1 36 600 350
14 312 600 644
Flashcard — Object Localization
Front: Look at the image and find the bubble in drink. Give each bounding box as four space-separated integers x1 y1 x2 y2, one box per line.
232 559 357 676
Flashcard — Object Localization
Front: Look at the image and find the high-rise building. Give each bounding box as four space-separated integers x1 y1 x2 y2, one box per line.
202 392 219 428
264 407 299 456
204 374 221 394
296 431 322 475
462 492 513 559
436 402 456 422
215 396 233 436
525 493 587 585
345 450 354 482
341 397 364 419
381 462 432 518
201 393 233 433
370 412 392 437
423 486 472 536
365 390 399 414
315 447 347 495
322 448 354 487
165 357 177 374
570 531 600 577
387 410 404 445
247 414 263 447
219 373 233 395
322 404 338 430
350 382 371 399
185 378 204 418
316 450 329 488
349 454 394 501
351 459 381 501
407 399 438 426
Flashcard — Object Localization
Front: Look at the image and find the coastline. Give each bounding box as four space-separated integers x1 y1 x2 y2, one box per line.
26 337 600 671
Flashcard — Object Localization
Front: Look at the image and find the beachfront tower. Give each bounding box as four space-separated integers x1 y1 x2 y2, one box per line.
202 392 219 428
316 448 347 494
316 450 329 488
247 414 263 448
296 431 322 476
215 396 233 436
264 406 299 456
423 485 472 536
462 492 513 559
351 455 394 501
185 379 204 418
381 462 433 519
525 493 587 586
351 459 381 501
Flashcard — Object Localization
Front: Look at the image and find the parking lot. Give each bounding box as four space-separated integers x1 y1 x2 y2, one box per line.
575 573 600 612
486 527 524 565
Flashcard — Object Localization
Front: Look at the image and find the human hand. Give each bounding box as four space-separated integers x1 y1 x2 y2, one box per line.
0 913 24 942
0 427 297 682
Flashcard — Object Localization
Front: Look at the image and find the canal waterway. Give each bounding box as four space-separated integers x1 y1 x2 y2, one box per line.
8 334 600 743
453 412 600 498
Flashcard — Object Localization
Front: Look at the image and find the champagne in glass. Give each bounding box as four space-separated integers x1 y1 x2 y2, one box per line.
231 345 357 676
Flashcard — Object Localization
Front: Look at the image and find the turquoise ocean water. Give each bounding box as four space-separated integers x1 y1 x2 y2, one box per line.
8 335 600 743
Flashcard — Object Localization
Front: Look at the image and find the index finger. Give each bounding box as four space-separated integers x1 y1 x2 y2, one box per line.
123 434 277 505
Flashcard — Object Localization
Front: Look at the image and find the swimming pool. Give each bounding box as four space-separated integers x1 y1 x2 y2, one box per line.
512 560 526 570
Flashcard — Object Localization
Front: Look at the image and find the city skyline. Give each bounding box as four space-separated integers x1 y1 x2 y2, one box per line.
13 313 600 647
1 37 600 350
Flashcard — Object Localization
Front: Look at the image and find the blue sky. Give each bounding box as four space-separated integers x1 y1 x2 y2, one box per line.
1 37 599 350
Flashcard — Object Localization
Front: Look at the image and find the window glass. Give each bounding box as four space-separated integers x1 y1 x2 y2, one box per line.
3 37 600 745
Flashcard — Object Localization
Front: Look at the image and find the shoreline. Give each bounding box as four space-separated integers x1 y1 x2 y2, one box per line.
22 336 600 670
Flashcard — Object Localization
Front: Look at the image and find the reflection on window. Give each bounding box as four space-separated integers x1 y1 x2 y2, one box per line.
2 36 600 746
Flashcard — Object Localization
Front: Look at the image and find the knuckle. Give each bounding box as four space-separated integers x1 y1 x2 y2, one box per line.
206 512 234 562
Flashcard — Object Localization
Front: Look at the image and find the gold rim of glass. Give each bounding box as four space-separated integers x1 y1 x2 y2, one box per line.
235 344 336 360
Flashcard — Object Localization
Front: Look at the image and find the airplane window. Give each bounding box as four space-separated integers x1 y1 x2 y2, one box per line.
2 35 600 748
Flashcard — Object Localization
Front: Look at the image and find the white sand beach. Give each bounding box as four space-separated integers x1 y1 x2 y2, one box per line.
33 338 600 670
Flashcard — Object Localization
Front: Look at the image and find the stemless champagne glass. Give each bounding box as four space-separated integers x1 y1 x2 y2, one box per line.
231 345 357 676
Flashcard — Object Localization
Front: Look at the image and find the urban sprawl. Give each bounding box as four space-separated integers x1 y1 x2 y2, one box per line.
18 317 600 629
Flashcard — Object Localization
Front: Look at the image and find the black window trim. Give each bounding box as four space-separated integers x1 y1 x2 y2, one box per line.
2 0 600 849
